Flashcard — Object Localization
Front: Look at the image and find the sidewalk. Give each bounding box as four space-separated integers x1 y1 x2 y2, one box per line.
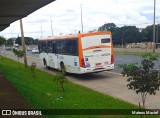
0 73 42 118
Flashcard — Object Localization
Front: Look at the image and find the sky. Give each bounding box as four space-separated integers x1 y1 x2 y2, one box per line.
0 0 160 39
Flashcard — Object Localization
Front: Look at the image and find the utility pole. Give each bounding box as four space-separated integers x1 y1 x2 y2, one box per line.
80 4 84 33
50 16 53 36
153 0 156 53
41 24 43 38
20 19 27 67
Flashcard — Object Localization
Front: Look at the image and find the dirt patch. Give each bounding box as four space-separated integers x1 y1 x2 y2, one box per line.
0 73 43 118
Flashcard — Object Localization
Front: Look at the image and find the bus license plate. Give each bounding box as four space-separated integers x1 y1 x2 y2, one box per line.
96 63 101 66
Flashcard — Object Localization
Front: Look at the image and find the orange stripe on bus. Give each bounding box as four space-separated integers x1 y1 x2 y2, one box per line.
78 34 84 67
38 31 111 41
110 33 114 55
83 45 111 51
80 31 111 38
39 35 78 41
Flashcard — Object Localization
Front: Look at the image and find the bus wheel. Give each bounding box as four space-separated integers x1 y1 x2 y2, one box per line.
45 63 50 70
46 65 50 70
60 63 66 75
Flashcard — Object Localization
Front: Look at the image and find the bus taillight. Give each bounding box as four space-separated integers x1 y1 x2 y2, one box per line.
81 58 86 68
111 55 114 64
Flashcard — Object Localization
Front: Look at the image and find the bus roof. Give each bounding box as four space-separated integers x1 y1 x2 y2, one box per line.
38 31 111 41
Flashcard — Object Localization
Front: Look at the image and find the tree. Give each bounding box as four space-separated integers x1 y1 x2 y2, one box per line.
141 25 153 42
30 62 36 78
6 38 14 46
32 39 38 45
15 37 34 45
0 36 6 46
141 24 160 43
97 23 141 45
55 72 68 92
112 26 141 45
121 26 141 44
98 23 116 32
119 53 160 109
12 48 24 62
112 27 122 45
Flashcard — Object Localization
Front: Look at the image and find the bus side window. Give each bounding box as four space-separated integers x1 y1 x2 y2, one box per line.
45 42 48 53
38 42 41 53
57 40 66 54
52 41 56 53
48 41 52 53
65 39 78 56
72 40 78 56
42 42 46 52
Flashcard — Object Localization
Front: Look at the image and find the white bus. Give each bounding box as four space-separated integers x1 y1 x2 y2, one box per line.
38 31 114 74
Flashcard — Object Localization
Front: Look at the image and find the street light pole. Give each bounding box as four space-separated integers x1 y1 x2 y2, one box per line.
50 16 53 37
41 24 43 38
80 4 84 33
153 0 156 53
20 19 27 67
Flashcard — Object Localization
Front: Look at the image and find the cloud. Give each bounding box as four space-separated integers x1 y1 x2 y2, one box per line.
1 0 160 39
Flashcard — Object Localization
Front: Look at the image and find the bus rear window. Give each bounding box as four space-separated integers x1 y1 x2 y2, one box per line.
101 38 110 43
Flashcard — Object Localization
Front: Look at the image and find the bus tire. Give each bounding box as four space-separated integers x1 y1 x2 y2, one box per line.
46 65 50 70
60 63 67 75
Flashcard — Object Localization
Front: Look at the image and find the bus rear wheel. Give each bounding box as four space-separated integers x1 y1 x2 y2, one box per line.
45 63 50 70
60 63 66 75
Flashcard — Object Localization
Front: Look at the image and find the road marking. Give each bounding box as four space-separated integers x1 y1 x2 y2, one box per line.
105 71 123 76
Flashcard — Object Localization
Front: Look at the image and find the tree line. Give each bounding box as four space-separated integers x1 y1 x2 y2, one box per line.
98 23 160 46
0 23 160 46
6 37 38 46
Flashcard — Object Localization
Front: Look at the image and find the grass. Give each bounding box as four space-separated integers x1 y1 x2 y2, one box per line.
115 51 160 56
0 56 158 118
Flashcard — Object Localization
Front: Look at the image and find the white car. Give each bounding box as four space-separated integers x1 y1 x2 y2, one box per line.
27 47 32 51
32 48 39 54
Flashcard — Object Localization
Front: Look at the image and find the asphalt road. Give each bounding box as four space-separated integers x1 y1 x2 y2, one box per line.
0 49 160 109
114 47 160 53
25 50 140 73
26 50 160 73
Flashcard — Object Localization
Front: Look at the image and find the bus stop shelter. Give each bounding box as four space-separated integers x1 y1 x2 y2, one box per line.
0 0 55 31
0 0 56 66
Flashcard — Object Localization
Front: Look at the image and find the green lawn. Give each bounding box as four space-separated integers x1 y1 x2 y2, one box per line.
0 56 158 118
115 51 160 56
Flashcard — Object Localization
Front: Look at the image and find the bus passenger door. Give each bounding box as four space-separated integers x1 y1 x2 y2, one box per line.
47 41 58 69
52 41 58 69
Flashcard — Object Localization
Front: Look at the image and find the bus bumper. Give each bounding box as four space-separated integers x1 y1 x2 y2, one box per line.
79 64 114 74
